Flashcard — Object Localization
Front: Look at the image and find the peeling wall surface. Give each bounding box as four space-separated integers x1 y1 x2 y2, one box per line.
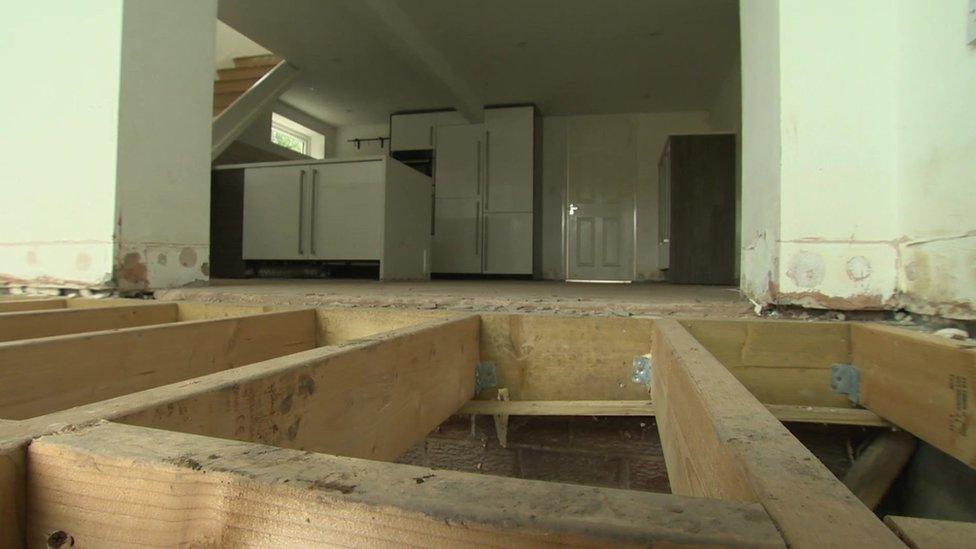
114 0 217 292
740 0 975 319
0 2 123 287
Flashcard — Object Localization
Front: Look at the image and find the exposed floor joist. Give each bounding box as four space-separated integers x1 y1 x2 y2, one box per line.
852 324 976 469
0 309 317 419
0 302 179 342
26 421 784 548
651 319 903 548
884 515 976 549
459 399 890 427
843 430 917 509
0 298 67 313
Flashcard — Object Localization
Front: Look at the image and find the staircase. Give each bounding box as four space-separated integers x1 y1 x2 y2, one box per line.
213 54 282 117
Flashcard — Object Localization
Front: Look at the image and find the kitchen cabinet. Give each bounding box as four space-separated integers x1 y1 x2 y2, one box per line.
241 165 307 260
237 156 432 280
484 106 534 213
431 197 482 273
390 110 465 152
430 106 539 275
483 212 533 274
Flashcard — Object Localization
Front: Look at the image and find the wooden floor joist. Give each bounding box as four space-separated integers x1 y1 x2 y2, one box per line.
0 302 179 342
26 421 785 548
843 430 917 509
651 319 904 548
0 298 66 313
852 324 976 469
884 515 976 549
459 399 890 426
0 309 318 419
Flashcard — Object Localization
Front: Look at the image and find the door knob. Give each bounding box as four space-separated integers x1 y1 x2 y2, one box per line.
568 203 579 215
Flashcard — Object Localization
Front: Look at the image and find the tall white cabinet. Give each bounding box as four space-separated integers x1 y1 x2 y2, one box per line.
430 105 538 275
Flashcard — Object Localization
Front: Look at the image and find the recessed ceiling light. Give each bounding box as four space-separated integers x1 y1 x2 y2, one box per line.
346 108 354 113
648 30 662 38
516 41 528 47
330 57 342 63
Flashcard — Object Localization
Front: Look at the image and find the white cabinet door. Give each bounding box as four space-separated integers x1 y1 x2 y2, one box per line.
432 197 482 273
434 124 483 199
308 160 385 260
242 166 308 260
485 106 534 212
483 212 532 274
391 112 438 152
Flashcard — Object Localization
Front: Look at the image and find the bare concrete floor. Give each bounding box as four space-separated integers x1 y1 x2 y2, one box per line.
156 279 752 317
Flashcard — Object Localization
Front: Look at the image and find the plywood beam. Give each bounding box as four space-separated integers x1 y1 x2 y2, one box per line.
885 515 976 549
460 399 889 426
852 324 976 469
26 421 785 548
0 309 317 419
843 430 917 509
0 302 179 342
651 319 903 548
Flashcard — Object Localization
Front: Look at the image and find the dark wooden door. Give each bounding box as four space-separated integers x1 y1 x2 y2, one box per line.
666 134 736 285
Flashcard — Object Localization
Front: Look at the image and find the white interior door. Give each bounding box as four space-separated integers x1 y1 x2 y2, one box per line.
565 119 636 281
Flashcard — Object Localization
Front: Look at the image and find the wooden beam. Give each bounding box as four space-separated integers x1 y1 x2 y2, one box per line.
0 298 65 313
26 421 784 548
0 442 25 549
117 316 479 461
0 309 317 419
459 400 889 426
0 302 179 342
852 324 976 469
843 431 917 509
651 319 903 548
885 516 976 549
680 319 853 407
346 1 484 122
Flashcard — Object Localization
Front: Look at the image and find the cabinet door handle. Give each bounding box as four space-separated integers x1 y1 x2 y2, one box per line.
484 130 490 210
474 201 480 255
429 125 434 147
482 214 488 271
476 140 481 195
298 170 306 255
310 169 318 255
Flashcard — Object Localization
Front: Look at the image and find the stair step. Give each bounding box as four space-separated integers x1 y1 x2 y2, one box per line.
214 78 259 94
233 54 282 68
213 91 244 108
213 106 224 117
217 65 275 81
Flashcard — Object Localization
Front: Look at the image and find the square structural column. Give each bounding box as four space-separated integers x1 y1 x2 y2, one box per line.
0 0 217 292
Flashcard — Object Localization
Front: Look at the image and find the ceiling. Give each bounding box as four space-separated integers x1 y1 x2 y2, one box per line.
219 0 739 127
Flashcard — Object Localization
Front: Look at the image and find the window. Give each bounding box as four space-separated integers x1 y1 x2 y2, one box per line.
270 113 326 159
271 123 309 155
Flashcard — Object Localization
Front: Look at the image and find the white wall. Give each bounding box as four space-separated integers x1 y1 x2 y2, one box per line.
335 124 392 157
0 2 124 287
740 0 975 318
540 112 726 280
115 0 217 291
214 19 270 72
894 0 976 318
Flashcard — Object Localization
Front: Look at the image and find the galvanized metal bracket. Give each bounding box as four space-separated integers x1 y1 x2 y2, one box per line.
830 363 860 405
632 355 652 389
475 362 497 394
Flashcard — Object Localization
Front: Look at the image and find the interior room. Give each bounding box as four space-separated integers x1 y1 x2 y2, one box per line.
0 1 974 547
